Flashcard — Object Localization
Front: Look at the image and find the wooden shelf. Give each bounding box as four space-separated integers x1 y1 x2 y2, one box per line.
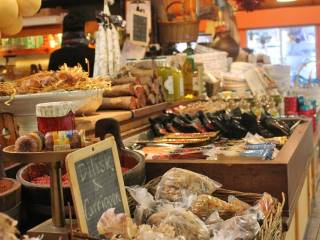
0 48 59 57
2 21 98 38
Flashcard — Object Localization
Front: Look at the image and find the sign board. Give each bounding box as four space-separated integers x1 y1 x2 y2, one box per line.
66 137 129 238
130 11 149 46
126 1 151 46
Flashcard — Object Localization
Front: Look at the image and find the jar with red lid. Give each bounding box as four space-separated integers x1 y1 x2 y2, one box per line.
36 101 76 135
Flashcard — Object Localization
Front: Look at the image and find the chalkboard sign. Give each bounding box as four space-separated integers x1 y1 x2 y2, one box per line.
66 137 129 238
130 11 149 46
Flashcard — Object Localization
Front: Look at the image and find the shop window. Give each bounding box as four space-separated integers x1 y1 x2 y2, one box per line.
247 26 316 85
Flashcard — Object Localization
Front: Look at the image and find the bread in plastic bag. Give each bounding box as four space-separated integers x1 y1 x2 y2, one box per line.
135 224 182 240
205 211 223 225
190 194 232 220
228 195 251 215
209 214 260 240
127 186 157 225
147 208 210 240
98 208 183 240
155 168 222 202
256 193 274 217
97 208 138 238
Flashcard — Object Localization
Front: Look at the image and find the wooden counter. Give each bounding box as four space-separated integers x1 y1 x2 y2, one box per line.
75 102 170 135
145 120 314 230
75 110 133 134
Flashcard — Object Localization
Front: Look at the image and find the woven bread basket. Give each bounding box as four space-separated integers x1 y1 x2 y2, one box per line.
128 176 285 240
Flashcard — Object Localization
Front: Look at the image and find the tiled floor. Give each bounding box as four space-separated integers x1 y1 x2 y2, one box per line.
304 186 320 240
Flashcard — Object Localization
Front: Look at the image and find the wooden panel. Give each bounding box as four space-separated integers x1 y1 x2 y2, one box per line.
285 122 313 221
297 177 310 240
310 158 315 202
285 212 296 240
146 161 287 202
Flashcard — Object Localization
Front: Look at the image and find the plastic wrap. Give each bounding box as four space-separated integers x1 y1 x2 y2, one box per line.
228 195 251 214
0 213 18 240
147 208 210 240
155 168 222 202
98 209 184 240
190 194 232 220
127 186 157 225
256 193 274 217
240 149 274 160
97 208 138 238
205 211 223 225
209 214 260 240
190 194 252 220
135 224 180 240
245 143 275 150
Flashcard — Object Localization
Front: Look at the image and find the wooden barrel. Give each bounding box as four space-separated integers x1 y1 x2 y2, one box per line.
16 148 145 228
0 178 21 221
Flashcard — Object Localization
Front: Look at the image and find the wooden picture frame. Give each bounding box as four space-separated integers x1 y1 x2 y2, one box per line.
66 136 130 237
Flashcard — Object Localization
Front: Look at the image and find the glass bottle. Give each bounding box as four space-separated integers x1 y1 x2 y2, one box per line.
171 62 183 101
159 60 182 102
182 55 194 96
157 61 171 102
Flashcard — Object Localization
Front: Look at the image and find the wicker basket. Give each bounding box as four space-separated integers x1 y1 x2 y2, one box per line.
128 177 285 240
159 20 199 44
158 0 199 44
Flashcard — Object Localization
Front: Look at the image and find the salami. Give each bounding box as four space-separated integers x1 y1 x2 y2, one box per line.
112 76 141 85
103 83 135 97
101 96 137 110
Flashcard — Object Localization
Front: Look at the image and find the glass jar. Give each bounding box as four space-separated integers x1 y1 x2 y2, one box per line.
36 101 75 135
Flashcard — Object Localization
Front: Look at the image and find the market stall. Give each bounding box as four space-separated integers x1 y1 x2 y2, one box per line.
1 0 320 239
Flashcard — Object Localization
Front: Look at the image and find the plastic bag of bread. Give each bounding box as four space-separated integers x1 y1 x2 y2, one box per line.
155 168 222 202
228 195 251 215
205 211 223 225
135 224 183 240
0 213 19 240
97 208 138 238
210 214 260 240
190 194 233 220
127 186 157 225
98 208 182 240
256 192 274 217
147 208 210 240
191 194 253 220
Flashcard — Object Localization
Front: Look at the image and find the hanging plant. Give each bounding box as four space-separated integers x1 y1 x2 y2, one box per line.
235 0 263 11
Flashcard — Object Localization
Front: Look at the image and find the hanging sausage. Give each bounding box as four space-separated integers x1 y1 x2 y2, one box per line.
93 0 123 77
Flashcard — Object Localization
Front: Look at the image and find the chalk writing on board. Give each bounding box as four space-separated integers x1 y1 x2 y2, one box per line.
84 192 121 221
133 13 147 43
74 149 124 237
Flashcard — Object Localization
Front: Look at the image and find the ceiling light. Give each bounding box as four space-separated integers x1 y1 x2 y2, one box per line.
277 0 297 2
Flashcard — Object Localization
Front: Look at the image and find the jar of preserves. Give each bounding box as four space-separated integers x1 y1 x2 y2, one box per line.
36 101 75 135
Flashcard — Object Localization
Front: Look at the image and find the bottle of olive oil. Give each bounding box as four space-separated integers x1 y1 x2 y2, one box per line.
182 43 195 96
159 60 182 102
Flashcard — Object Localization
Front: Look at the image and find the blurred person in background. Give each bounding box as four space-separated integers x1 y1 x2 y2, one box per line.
48 11 95 76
